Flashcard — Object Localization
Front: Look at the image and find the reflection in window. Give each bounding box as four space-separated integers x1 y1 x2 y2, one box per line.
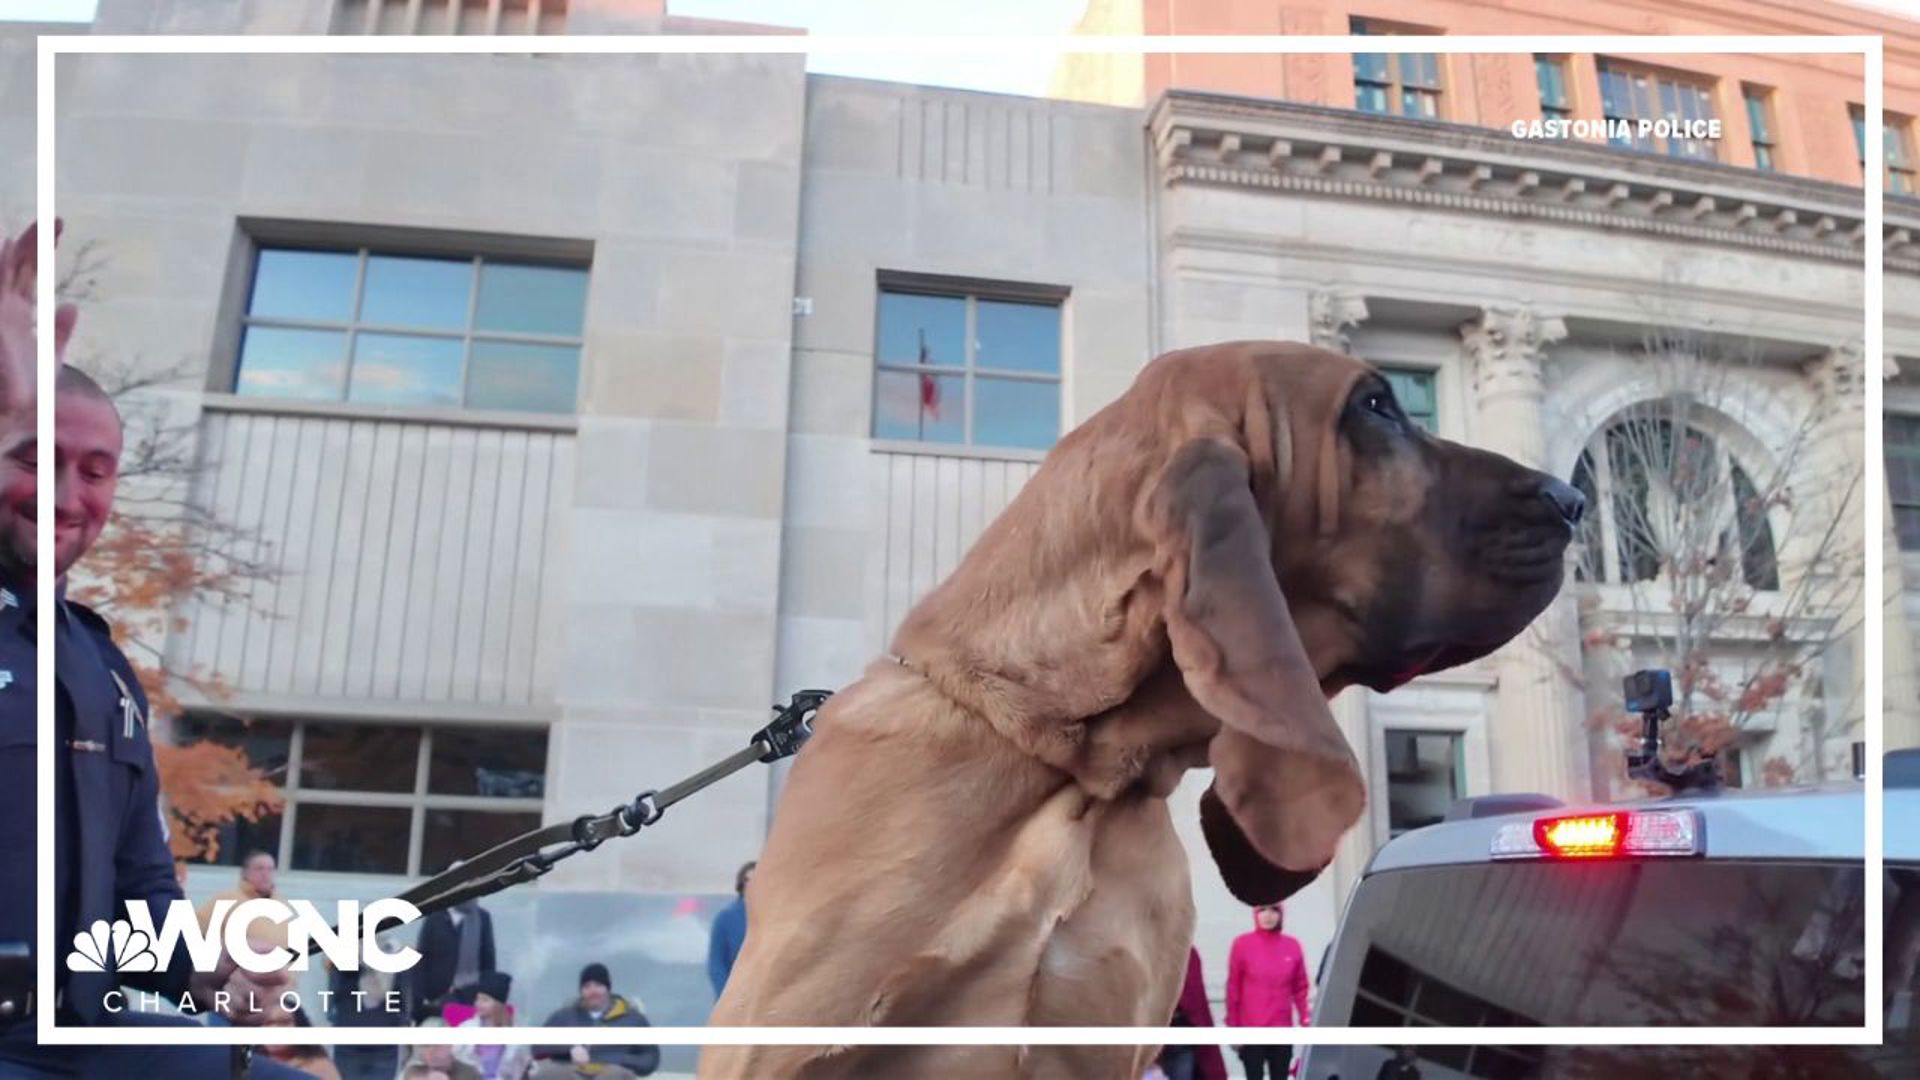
236 244 587 413
177 716 548 876
1597 60 1718 161
1328 860 1867 1027
872 285 1063 451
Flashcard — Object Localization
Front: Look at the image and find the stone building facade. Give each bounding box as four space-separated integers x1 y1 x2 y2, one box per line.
1 0 1904 1031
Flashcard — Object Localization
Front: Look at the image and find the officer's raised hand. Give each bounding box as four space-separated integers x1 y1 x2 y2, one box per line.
0 219 77 447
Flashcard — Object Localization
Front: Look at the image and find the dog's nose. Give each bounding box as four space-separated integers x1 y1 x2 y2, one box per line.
1541 477 1586 527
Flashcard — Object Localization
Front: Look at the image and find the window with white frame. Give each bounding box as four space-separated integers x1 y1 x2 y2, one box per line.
235 244 588 414
1568 414 1780 592
871 281 1064 452
1383 729 1464 838
1378 367 1438 433
1351 17 1443 120
177 715 547 876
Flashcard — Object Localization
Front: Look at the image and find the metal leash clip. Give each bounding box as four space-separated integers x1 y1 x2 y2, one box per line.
754 689 831 763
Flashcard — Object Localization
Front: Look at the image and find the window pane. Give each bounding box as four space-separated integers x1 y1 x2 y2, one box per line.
249 249 359 323
236 326 348 401
1380 368 1436 432
975 300 1060 376
360 255 472 330
1571 451 1604 582
1899 508 1920 551
174 715 293 867
1745 94 1770 141
1599 68 1624 117
291 803 411 874
429 728 548 798
876 291 966 369
1356 84 1390 113
475 262 588 337
348 333 464 407
1384 730 1462 837
1353 53 1391 84
973 377 1059 451
872 369 964 444
1399 53 1439 90
1731 464 1780 591
466 340 580 413
1403 89 1439 120
1536 58 1566 109
298 723 420 793
423 810 543 877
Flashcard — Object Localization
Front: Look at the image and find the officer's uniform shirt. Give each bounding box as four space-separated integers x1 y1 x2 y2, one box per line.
0 578 188 1032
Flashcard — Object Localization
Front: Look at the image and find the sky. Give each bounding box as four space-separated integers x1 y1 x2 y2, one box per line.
0 0 1094 97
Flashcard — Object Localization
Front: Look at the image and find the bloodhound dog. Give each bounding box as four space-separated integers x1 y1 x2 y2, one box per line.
702 341 1583 1078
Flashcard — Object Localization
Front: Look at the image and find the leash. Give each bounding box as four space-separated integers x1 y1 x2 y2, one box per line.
231 691 832 1079
394 688 830 921
325 689 832 941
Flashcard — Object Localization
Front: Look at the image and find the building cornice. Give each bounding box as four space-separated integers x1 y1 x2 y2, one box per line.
1150 91 1919 276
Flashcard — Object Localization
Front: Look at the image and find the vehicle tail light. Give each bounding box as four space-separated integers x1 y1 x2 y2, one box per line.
1491 808 1702 860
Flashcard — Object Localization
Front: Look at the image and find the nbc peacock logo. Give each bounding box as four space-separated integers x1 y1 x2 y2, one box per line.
65 918 162 974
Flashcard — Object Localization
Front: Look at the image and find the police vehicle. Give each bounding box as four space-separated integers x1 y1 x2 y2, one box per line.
1298 672 1918 1080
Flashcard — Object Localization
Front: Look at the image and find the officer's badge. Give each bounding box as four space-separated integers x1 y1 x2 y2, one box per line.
109 670 145 739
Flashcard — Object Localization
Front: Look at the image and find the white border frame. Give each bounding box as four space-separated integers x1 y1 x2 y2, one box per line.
34 31 1884 1050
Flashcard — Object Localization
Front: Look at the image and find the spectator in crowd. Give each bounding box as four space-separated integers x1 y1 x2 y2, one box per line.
328 960 408 1080
454 971 530 1080
1374 1046 1423 1080
1155 947 1227 1080
707 861 754 998
530 964 659 1079
411 893 498 1023
1227 903 1311 1080
196 850 291 950
400 1021 480 1080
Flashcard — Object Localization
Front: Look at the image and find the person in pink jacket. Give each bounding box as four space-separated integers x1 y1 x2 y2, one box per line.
1225 903 1311 1080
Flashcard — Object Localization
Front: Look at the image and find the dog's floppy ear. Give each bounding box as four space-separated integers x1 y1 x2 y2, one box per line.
1140 436 1365 903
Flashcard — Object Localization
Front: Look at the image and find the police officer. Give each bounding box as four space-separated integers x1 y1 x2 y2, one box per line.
0 224 302 1077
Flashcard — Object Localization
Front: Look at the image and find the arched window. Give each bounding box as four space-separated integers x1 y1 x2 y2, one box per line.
1569 415 1780 591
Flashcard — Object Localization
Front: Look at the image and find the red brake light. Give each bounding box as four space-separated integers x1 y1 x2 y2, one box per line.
1492 808 1702 860
1534 813 1625 858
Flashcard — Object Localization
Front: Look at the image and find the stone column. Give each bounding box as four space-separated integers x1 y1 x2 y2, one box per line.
1797 340 1873 768
1459 308 1588 798
1308 289 1369 354
1879 351 1920 752
1884 480 1920 751
1313 290 1375 892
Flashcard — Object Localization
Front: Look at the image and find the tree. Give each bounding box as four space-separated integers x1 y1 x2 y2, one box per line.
1556 335 1864 795
56 239 285 862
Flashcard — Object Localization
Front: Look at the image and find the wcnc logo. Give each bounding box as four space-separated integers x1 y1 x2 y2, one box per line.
64 898 422 976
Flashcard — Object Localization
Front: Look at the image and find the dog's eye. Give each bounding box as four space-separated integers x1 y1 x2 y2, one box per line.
1363 391 1398 420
